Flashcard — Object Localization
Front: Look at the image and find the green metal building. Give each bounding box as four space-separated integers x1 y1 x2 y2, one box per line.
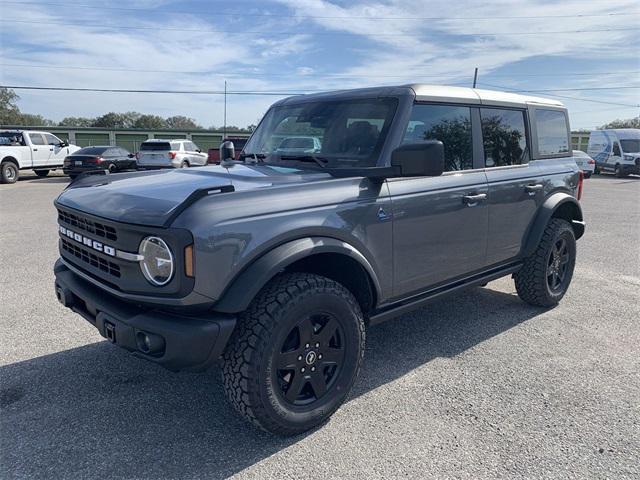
0 126 250 153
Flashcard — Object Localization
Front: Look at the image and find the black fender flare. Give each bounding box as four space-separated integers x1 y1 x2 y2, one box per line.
213 237 382 314
522 192 585 257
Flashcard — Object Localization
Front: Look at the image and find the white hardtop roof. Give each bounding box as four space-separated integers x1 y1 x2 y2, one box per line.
594 128 640 139
407 84 564 108
144 138 187 142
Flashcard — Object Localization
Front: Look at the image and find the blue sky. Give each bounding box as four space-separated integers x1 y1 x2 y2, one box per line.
0 0 638 130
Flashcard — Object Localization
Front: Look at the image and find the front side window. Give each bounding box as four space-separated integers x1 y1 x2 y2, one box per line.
620 139 640 153
28 133 46 145
480 108 528 167
45 133 61 145
535 109 569 156
402 104 473 171
244 98 398 167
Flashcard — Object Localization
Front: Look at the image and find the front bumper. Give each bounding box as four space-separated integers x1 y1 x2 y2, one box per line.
54 259 236 372
620 163 640 175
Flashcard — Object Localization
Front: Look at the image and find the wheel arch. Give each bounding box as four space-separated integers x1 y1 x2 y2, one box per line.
522 192 584 257
212 237 381 315
1 156 19 167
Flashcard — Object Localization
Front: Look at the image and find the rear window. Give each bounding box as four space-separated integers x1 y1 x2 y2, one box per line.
76 147 109 155
535 109 569 156
140 142 171 151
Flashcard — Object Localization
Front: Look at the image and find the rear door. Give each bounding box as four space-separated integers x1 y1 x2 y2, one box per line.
26 133 49 167
481 107 543 265
388 103 489 297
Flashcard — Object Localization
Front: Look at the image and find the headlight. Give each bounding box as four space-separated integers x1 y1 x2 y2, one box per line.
139 236 174 286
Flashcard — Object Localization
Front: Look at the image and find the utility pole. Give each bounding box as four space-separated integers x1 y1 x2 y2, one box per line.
473 68 478 88
223 80 227 139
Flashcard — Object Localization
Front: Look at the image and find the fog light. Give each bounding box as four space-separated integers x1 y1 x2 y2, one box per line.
135 331 165 355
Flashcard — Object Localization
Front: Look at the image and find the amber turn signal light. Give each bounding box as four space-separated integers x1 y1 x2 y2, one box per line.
184 245 194 277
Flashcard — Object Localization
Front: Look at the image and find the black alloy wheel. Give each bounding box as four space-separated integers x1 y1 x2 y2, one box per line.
546 237 570 294
274 313 345 406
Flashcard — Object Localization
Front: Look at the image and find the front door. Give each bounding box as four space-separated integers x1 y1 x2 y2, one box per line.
480 107 542 265
388 103 488 298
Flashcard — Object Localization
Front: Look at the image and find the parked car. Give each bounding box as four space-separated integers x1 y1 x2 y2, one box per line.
275 136 322 153
54 84 584 436
587 129 640 177
0 130 80 183
63 146 136 179
572 150 595 178
136 139 207 168
207 137 248 163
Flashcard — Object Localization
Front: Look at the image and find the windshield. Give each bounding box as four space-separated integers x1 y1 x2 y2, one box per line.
244 98 398 167
620 139 640 153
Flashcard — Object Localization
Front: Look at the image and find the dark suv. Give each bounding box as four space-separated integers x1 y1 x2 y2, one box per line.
53 85 585 436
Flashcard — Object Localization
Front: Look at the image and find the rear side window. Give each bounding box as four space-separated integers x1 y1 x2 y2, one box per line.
535 109 569 156
171 142 182 151
402 104 473 171
480 108 528 167
140 142 171 151
28 133 46 145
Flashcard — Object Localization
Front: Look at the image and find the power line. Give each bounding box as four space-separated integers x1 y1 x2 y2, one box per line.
2 62 639 79
2 19 637 37
0 85 319 95
477 82 640 108
510 86 640 92
5 84 640 109
2 0 637 21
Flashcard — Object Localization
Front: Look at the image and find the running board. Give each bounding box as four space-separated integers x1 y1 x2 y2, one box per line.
368 263 522 326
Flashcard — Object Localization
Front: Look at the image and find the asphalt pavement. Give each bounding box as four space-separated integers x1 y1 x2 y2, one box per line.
1 171 638 479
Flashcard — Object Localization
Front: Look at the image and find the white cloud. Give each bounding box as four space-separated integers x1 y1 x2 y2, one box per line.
1 0 638 129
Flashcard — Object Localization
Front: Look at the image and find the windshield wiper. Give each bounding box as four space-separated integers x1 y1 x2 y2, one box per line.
238 152 267 162
278 154 329 169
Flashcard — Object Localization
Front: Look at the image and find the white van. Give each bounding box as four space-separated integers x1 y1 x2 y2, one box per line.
587 129 640 177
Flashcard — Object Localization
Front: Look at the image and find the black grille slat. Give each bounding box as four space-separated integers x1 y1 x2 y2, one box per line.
57 209 117 241
61 238 121 278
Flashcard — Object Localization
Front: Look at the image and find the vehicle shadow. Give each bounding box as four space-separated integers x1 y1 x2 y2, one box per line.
0 286 544 479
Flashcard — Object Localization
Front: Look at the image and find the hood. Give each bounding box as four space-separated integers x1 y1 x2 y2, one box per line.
55 164 329 227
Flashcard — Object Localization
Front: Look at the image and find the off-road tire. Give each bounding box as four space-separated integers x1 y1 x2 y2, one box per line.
1 161 19 184
34 169 50 177
222 272 366 436
515 218 576 307
615 164 625 178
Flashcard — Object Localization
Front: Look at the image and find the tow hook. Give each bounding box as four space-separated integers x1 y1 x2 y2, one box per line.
104 321 116 343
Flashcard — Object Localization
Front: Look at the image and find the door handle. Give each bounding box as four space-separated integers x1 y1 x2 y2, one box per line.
49 148 53 151
462 193 487 207
33 148 38 151
525 184 543 194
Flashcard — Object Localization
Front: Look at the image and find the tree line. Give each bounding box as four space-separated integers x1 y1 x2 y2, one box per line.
0 87 254 132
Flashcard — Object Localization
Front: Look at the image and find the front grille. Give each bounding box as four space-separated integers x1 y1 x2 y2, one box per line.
57 209 117 241
61 238 121 278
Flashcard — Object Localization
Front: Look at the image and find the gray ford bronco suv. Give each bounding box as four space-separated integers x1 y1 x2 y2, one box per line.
54 85 585 435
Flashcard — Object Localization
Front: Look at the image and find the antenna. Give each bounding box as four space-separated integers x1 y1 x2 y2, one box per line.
473 68 478 88
223 80 227 139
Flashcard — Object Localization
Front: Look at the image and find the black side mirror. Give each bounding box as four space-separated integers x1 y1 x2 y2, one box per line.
128 153 135 158
59 141 69 147
391 141 444 177
219 140 235 162
195 149 202 153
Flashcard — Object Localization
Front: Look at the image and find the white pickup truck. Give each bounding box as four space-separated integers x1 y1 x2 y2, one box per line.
1 130 81 183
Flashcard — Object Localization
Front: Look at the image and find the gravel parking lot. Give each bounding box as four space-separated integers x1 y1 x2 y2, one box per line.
1 172 638 479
